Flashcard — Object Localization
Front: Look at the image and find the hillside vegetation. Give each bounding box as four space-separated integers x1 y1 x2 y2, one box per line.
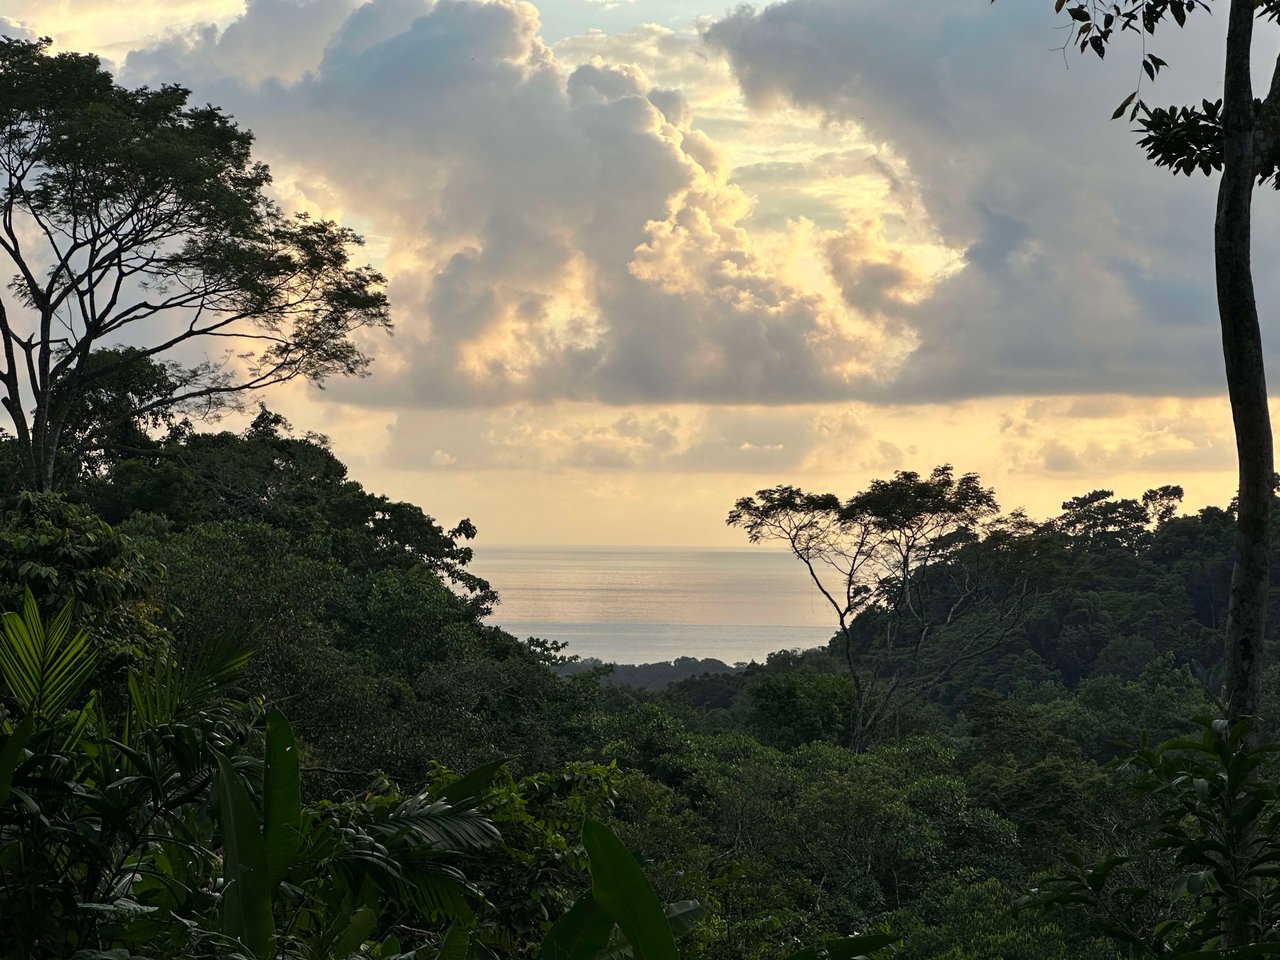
2 405 1276 958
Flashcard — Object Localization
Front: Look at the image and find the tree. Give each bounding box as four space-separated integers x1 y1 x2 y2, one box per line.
1056 487 1183 553
1000 0 1280 737
0 38 390 490
727 466 1035 752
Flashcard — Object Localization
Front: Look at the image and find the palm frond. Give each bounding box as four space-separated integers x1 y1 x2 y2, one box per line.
0 589 95 722
383 795 501 852
130 630 253 730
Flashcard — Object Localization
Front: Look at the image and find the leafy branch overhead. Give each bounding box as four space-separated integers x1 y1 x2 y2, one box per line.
992 0 1280 184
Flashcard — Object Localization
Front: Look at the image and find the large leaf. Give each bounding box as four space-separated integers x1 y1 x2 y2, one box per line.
543 892 617 960
436 757 508 809
593 899 706 960
262 707 301 886
581 819 678 960
0 591 95 721
438 924 471 960
663 901 703 940
0 710 35 806
324 904 377 959
216 750 273 959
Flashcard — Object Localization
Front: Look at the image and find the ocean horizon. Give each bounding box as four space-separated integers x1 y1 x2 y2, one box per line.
473 544 835 664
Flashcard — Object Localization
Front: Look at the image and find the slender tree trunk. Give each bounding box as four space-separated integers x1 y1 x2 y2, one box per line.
1217 1 1268 947
1218 0 1270 735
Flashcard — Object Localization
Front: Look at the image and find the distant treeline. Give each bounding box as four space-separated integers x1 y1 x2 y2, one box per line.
557 655 747 690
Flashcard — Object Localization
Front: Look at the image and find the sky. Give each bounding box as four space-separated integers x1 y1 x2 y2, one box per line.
3 0 1278 545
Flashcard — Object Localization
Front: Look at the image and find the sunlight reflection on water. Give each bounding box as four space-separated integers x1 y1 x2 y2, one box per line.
474 546 835 664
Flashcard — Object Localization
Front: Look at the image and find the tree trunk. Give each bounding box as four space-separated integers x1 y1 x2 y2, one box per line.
1217 0 1269 948
1218 0 1270 735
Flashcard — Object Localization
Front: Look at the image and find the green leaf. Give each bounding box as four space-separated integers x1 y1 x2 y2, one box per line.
327 904 377 958
1113 92 1137 120
263 707 301 887
0 591 95 721
216 750 274 959
664 900 703 940
438 924 471 960
436 757 508 809
543 892 616 960
582 819 678 960
0 711 34 807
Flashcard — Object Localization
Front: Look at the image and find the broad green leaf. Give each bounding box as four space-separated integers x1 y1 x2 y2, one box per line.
0 711 35 806
438 924 471 960
327 904 377 958
263 707 301 886
582 819 678 960
542 892 616 960
595 901 705 960
664 900 704 940
216 750 274 959
436 757 508 809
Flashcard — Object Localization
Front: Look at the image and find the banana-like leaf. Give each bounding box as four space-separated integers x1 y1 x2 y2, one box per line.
438 924 471 960
582 819 678 960
0 711 35 806
0 591 94 721
593 900 706 960
664 901 703 940
781 934 901 960
542 892 616 960
216 750 274 959
325 904 377 959
435 758 508 809
263 707 301 886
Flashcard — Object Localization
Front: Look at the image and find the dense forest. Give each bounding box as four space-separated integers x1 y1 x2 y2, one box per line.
3 396 1278 959
3 29 1280 960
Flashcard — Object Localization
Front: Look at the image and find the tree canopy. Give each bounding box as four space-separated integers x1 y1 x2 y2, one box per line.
0 38 390 490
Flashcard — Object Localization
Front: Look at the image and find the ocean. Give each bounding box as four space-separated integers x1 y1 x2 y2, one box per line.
472 545 835 665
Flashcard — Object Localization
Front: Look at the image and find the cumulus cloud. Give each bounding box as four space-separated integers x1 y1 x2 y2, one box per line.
703 0 1274 402
125 0 356 85
7 0 1260 544
0 17 38 41
116 0 962 409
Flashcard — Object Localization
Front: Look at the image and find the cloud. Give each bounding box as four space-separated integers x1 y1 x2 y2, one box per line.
124 0 357 85
703 0 1270 402
0 17 38 41
380 404 826 472
116 0 964 409
112 0 1263 411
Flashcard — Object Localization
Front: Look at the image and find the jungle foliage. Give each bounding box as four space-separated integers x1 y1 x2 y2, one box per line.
5 402 1280 957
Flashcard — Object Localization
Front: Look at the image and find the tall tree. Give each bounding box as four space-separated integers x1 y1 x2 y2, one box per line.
0 38 390 490
728 466 1035 751
1001 0 1280 737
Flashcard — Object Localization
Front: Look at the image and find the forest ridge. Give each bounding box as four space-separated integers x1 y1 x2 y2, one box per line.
4 7 1280 957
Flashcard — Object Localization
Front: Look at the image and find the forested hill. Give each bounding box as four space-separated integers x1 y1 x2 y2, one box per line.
1 404 1274 958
